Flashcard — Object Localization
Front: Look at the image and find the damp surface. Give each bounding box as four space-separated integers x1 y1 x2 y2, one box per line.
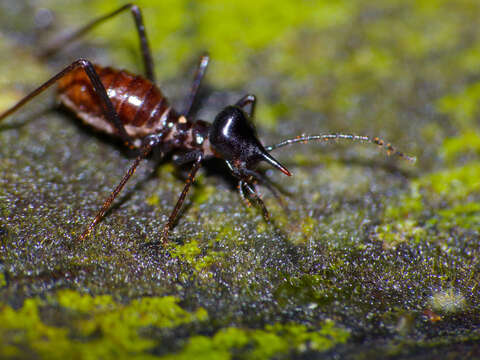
0 1 479 359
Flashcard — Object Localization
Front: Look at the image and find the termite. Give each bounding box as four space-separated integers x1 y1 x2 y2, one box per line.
0 4 415 244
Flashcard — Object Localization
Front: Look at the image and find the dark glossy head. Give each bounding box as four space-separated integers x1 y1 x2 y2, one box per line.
209 106 291 178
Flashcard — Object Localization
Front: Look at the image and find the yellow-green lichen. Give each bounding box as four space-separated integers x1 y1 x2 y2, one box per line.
376 162 480 247
169 239 226 280
0 37 50 116
190 182 216 205
40 0 357 94
162 320 349 360
0 291 207 359
0 298 70 359
436 82 480 130
0 292 348 360
422 162 480 201
427 202 480 233
441 132 480 164
58 290 209 329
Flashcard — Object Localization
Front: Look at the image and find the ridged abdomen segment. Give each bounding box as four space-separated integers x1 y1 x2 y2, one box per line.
57 64 176 140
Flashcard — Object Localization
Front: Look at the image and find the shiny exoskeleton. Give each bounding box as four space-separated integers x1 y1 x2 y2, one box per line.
0 4 414 244
57 64 211 153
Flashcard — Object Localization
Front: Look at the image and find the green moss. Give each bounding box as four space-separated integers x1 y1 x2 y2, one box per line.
428 202 480 232
441 131 480 164
437 82 480 130
0 37 50 116
0 272 6 288
377 162 480 246
170 239 226 279
274 214 318 246
376 219 427 248
191 0 355 86
254 100 290 130
422 162 480 200
146 194 160 207
275 274 329 307
0 292 348 359
163 328 250 360
190 181 216 205
0 291 207 359
211 220 238 243
53 0 354 90
170 240 202 264
0 298 69 359
162 320 349 360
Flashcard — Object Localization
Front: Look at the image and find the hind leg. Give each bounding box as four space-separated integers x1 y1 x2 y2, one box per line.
41 4 156 82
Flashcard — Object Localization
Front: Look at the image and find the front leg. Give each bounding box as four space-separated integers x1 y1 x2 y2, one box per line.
241 180 271 221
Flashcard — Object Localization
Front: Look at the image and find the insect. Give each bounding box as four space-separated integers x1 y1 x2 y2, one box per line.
0 4 414 244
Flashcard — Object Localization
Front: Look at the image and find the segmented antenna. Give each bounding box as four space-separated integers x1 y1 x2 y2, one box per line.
265 134 416 163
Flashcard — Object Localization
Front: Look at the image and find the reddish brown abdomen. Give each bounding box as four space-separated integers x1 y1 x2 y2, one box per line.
57 64 177 141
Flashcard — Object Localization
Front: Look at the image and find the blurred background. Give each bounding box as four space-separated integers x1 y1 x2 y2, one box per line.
0 0 479 359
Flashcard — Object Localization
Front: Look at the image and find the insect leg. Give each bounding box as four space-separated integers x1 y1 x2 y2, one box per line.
238 180 253 208
78 134 161 242
235 94 256 117
242 168 289 211
0 58 134 147
173 151 205 166
242 181 271 221
183 53 210 118
160 153 203 244
41 4 156 82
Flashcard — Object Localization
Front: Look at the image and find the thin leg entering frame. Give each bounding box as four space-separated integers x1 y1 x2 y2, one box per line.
183 53 210 118
41 4 156 82
160 153 203 244
0 58 134 147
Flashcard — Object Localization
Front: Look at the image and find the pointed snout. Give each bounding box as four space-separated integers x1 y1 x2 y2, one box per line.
262 152 292 176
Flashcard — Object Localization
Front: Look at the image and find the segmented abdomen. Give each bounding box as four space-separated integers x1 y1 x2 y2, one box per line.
57 64 177 141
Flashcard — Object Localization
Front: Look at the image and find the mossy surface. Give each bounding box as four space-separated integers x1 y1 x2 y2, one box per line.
1 0 480 359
